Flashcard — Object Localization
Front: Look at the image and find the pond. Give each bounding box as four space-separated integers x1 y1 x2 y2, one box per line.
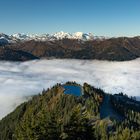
63 85 82 96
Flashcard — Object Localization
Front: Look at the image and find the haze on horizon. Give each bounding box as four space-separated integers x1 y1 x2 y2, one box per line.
0 0 140 37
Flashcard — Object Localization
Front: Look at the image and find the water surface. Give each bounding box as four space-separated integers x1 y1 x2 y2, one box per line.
63 85 82 96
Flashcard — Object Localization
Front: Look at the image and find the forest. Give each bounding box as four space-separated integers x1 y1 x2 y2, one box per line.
0 82 139 140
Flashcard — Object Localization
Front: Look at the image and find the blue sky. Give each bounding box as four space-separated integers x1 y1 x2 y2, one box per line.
0 0 140 36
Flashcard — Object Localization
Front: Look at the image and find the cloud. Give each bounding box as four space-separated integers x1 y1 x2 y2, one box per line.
0 58 140 119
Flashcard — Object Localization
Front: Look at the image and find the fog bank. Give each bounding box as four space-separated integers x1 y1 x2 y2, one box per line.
0 58 140 119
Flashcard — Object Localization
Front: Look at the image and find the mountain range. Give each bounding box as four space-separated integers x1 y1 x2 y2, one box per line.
0 32 97 43
0 32 140 61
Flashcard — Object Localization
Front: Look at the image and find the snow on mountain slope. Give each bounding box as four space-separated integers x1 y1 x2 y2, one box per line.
0 37 9 45
12 33 30 40
0 32 107 44
52 31 72 40
73 32 94 40
12 32 95 41
52 31 95 40
0 33 16 45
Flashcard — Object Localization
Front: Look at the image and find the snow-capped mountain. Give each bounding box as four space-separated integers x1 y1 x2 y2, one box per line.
73 32 94 40
52 31 95 40
0 33 16 45
52 31 72 40
11 32 95 41
12 33 31 40
0 32 107 45
0 37 9 45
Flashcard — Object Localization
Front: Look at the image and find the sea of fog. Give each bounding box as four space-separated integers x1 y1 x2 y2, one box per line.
0 58 140 119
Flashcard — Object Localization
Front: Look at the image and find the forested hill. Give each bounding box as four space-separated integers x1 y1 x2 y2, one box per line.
0 82 140 140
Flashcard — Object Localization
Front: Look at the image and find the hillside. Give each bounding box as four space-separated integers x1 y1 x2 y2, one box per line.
0 47 39 61
0 36 140 61
0 82 140 140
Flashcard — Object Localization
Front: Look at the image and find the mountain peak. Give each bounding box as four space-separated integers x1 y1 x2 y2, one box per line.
11 31 95 41
0 32 109 46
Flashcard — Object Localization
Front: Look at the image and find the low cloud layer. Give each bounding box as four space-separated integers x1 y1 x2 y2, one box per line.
0 58 140 119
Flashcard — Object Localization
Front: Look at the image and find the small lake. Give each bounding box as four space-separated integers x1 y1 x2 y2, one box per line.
63 85 82 96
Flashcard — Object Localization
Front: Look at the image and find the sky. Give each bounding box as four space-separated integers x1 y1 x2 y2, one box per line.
0 0 140 36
